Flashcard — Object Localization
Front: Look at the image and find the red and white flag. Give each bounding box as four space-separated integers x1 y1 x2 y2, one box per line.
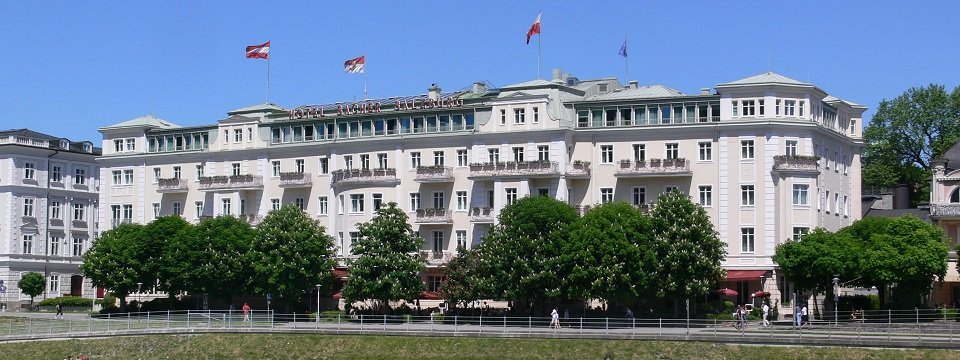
245 41 270 59
526 12 541 44
344 55 365 73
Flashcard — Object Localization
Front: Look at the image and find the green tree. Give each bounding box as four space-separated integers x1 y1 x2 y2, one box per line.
773 229 859 294
18 272 45 306
562 201 656 308
80 223 145 308
441 247 492 309
185 216 255 304
474 196 578 314
863 84 960 203
341 202 425 312
650 190 726 315
147 216 197 299
249 205 336 311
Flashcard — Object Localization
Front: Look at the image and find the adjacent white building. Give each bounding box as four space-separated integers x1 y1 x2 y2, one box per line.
0 129 100 306
97 70 864 314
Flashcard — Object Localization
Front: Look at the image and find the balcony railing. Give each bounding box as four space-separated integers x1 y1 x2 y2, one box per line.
773 155 820 174
157 178 189 193
415 166 454 182
415 208 453 224
469 207 494 223
278 172 312 187
110 218 133 228
198 175 264 191
931 204 960 217
469 160 559 178
331 168 399 187
567 161 591 178
420 251 455 266
575 205 592 216
615 159 691 177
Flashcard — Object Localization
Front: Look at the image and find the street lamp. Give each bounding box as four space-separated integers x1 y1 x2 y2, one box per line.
315 284 322 322
136 282 143 313
832 275 839 325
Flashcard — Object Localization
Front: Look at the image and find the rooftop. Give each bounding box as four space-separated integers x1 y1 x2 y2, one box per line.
100 115 182 131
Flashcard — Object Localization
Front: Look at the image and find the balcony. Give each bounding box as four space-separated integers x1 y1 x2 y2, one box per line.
110 218 133 228
420 251 455 266
415 166 454 183
567 161 591 178
773 155 820 175
278 172 312 188
331 168 399 187
469 207 494 223
615 159 692 178
468 160 559 179
575 205 592 216
198 175 264 191
415 208 453 224
931 204 960 218
239 214 265 226
157 178 189 193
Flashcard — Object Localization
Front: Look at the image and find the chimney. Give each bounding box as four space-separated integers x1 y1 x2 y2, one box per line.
628 80 639 89
700 88 712 95
894 184 910 209
472 82 486 95
428 83 441 100
552 68 564 84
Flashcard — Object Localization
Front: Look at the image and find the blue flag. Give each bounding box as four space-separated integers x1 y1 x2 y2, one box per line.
618 39 627 58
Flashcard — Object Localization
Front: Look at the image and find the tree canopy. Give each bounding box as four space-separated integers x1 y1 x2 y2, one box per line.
18 272 45 304
81 223 146 306
773 228 859 293
189 216 255 300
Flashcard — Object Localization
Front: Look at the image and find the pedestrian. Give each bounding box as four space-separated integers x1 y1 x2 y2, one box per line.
242 302 251 322
549 308 560 329
794 304 802 327
738 305 747 329
801 304 809 327
762 302 770 327
56 303 64 320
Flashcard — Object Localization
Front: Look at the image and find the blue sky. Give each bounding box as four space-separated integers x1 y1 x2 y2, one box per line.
2 1 959 143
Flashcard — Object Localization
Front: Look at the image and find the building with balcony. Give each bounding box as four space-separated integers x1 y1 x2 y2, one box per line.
928 144 960 306
0 129 100 306
97 69 864 315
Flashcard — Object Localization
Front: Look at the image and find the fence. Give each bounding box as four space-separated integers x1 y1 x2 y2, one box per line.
0 309 958 349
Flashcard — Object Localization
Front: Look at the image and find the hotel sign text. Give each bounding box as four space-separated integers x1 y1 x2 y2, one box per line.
289 96 464 120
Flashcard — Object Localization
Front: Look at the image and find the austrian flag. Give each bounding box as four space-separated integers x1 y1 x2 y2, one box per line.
344 55 365 73
245 41 270 59
526 12 541 44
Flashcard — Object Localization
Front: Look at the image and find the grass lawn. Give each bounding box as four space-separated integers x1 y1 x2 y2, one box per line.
0 334 954 359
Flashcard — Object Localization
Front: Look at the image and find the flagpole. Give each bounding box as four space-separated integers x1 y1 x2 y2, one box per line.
364 68 368 100
537 31 542 80
266 56 271 104
624 35 629 82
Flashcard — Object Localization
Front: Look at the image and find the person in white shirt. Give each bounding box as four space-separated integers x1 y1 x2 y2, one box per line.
801 304 809 326
762 303 770 327
550 308 560 329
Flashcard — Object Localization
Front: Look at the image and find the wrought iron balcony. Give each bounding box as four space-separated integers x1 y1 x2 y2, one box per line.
468 160 559 179
198 175 264 191
773 155 820 174
615 159 692 177
420 250 455 266
415 166 454 183
931 203 960 218
469 207 494 223
567 161 591 178
278 172 312 187
110 218 133 228
415 208 453 224
331 168 399 187
157 178 189 193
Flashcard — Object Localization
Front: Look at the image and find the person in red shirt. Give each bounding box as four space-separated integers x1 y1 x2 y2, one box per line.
242 303 251 322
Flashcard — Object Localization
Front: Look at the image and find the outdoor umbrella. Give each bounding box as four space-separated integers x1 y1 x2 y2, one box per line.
752 291 771 298
717 288 738 296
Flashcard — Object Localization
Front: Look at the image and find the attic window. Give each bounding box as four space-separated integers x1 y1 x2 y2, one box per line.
60 140 69 149
83 143 92 153
598 84 608 93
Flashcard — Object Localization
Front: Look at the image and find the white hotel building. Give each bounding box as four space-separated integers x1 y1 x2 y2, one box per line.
0 129 100 306
98 70 863 313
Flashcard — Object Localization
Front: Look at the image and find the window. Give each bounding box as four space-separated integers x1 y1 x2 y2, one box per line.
699 186 712 206
698 142 712 161
784 100 796 116
23 198 34 217
410 152 421 168
775 99 781 115
410 193 421 211
456 230 468 250
842 154 848 175
487 148 499 163
295 159 305 173
741 100 756 116
741 140 754 159
732 100 739 117
152 203 161 218
537 145 549 161
359 154 370 170
318 196 328 215
633 187 646 205
505 188 518 205
741 185 755 206
319 157 329 174
72 238 84 257
121 169 133 185
295 197 305 210
824 190 831 212
633 144 645 162
741 228 755 253
22 162 35 180
221 198 231 216
600 188 614 204
114 139 123 152
512 147 524 162
234 129 243 143
793 184 809 206
343 156 354 170
272 161 281 177
457 149 468 167
665 186 679 194
231 163 241 176
350 194 364 213
835 193 840 216
196 165 204 178
532 107 540 123
500 109 506 125
51 165 62 182
799 100 805 117
456 191 467 211
824 147 830 170
785 140 798 156
73 168 86 185
514 108 525 124
434 151 445 166
665 143 679 160
48 275 60 295
153 168 161 182
600 145 614 164
373 193 383 211
792 227 810 241
377 153 388 169
22 235 33 254
758 99 765 116
172 166 181 179
270 198 280 211
432 192 445 209
537 188 549 196
49 237 60 256
432 231 444 252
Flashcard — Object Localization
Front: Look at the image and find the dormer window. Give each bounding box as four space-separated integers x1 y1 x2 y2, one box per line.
598 84 608 93
83 143 92 153
59 140 69 149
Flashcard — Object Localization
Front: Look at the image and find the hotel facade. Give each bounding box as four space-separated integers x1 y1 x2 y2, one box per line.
97 70 864 314
0 129 100 306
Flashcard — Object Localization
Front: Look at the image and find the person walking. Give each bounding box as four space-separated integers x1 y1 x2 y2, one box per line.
55 303 64 320
762 302 770 327
242 303 251 322
549 308 560 329
801 304 809 327
794 304 802 328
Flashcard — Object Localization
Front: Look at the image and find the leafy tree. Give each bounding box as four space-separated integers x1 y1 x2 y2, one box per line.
182 216 255 304
474 196 578 314
18 272 45 306
147 216 197 298
81 223 145 308
773 229 859 294
249 205 336 310
562 201 656 308
650 190 726 315
863 84 960 203
441 247 492 309
341 202 425 312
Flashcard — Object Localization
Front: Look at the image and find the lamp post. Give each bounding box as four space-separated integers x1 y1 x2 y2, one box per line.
136 282 143 312
315 284 322 322
832 275 839 325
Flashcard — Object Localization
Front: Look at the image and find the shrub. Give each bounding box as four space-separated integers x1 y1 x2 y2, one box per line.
95 294 118 307
38 296 93 307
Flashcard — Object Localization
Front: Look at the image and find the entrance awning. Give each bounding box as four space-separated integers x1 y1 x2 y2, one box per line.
725 270 769 281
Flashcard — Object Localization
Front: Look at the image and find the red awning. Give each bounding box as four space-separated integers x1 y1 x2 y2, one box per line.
725 270 769 281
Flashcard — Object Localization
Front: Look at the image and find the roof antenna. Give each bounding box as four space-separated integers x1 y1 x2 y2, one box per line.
768 53 771 73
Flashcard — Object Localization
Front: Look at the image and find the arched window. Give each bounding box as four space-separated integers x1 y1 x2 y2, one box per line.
951 188 960 203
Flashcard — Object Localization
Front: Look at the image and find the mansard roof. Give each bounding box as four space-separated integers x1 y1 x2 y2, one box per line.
718 72 810 87
100 115 181 131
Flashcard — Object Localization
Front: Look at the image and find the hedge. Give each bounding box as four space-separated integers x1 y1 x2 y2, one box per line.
38 296 93 307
